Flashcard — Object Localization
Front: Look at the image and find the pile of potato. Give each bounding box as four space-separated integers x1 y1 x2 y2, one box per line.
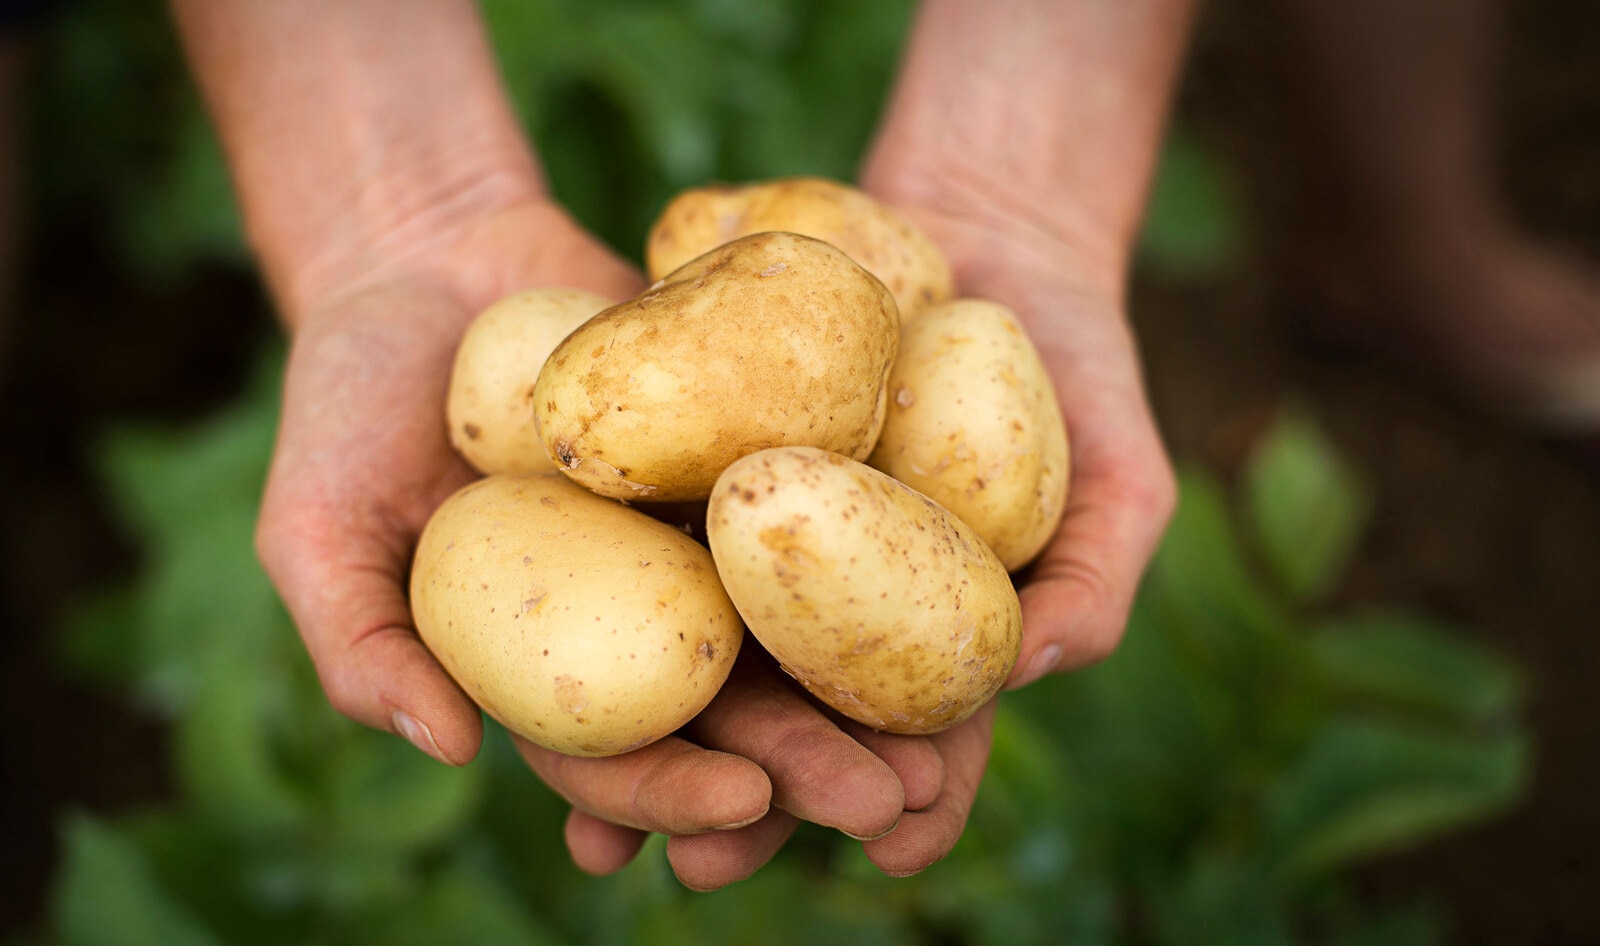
410 178 1070 757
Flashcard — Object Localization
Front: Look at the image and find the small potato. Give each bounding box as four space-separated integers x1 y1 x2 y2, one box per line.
646 177 953 322
534 232 899 502
446 288 616 475
868 299 1070 571
707 447 1022 735
410 473 743 757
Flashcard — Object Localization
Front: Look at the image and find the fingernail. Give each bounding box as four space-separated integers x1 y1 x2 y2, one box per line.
844 817 900 842
392 710 452 765
711 807 768 831
1010 643 1063 690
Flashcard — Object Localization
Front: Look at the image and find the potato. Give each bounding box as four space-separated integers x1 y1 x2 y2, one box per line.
409 472 743 757
645 177 953 322
534 231 899 502
706 447 1022 735
446 288 616 474
868 299 1070 571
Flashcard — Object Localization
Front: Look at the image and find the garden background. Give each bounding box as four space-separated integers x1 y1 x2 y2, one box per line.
1 1 1596 943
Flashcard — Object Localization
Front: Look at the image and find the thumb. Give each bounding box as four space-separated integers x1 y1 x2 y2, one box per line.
1007 407 1175 689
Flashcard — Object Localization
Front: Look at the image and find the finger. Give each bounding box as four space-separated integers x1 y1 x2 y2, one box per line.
1009 436 1175 686
834 718 945 813
564 808 649 876
666 809 801 892
862 700 996 878
1009 343 1177 688
257 499 485 766
684 649 918 841
516 734 771 836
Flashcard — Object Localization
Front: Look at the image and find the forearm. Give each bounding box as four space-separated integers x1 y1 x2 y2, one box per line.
170 0 543 325
862 0 1198 301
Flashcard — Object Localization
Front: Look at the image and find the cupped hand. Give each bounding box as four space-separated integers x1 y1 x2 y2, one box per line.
252 197 966 890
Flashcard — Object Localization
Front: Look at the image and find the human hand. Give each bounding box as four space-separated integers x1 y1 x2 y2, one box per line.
253 197 965 890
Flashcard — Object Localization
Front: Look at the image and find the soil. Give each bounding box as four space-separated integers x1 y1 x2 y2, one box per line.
1 1 1596 942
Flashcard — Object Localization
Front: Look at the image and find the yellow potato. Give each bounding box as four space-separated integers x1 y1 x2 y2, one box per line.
645 177 953 322
409 472 743 757
868 299 1069 571
534 231 899 502
446 288 615 474
707 447 1022 735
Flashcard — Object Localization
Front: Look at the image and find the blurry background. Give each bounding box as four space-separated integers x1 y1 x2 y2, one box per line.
0 1 1595 944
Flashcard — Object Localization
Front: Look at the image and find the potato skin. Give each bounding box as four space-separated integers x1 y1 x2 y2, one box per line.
868 299 1070 571
446 289 615 474
534 231 899 502
409 473 743 757
646 177 953 322
706 447 1021 735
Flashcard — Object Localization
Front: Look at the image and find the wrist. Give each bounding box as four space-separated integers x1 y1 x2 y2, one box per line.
264 152 546 329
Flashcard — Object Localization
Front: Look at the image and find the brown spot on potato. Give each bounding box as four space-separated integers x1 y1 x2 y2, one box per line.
553 675 588 714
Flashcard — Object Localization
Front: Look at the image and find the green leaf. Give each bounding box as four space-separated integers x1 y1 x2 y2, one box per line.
350 861 563 946
57 584 143 685
122 105 247 279
50 815 222 946
1147 467 1293 676
92 360 279 549
1243 405 1371 604
173 667 308 832
324 729 486 852
1138 131 1244 276
1264 718 1528 878
1311 612 1522 725
1146 853 1294 946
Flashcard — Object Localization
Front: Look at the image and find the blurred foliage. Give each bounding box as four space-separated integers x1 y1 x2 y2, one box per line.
27 0 1525 944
